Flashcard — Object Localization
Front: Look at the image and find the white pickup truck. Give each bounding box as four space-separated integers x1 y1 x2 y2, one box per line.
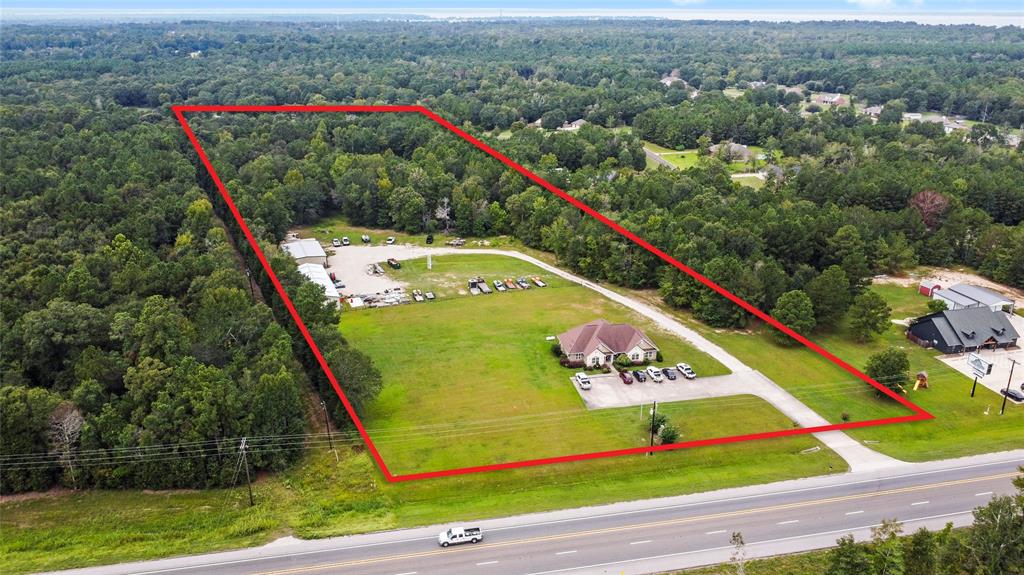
438 526 483 547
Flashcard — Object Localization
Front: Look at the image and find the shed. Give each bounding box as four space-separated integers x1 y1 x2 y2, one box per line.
918 280 941 297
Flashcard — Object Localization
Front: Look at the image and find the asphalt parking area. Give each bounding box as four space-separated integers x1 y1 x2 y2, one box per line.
938 347 1024 401
574 369 782 410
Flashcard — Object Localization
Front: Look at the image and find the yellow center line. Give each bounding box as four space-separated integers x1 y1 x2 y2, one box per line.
252 471 1015 575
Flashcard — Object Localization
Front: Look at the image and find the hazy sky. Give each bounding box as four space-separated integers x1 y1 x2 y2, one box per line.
2 0 1021 10
2 0 1021 26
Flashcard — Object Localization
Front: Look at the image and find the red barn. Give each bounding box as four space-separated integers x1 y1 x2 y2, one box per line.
919 280 941 296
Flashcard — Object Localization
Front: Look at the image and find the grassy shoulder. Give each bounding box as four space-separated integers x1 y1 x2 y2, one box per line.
632 283 1023 462
2 436 845 574
342 253 743 474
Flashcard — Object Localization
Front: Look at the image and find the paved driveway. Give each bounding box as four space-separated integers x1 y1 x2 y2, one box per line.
579 370 791 411
320 244 902 471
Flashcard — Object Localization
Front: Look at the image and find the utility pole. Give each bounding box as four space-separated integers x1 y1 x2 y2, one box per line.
244 268 254 301
648 401 658 456
320 399 338 461
999 359 1018 416
240 437 254 507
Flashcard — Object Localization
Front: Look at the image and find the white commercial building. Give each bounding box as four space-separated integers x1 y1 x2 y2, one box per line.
932 283 1015 314
297 263 341 306
281 238 327 266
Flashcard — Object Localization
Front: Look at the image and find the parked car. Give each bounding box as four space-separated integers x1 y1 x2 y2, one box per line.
618 371 633 384
516 277 531 289
341 236 351 246
662 367 678 381
575 372 592 390
331 238 341 247
386 236 396 245
333 281 345 289
426 234 434 244
438 527 483 547
675 362 697 379
360 234 371 243
1002 387 1024 403
329 272 337 281
632 369 647 382
646 366 663 383
386 258 401 269
493 280 507 292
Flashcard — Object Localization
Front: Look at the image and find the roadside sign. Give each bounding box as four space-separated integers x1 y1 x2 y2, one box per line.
967 353 993 379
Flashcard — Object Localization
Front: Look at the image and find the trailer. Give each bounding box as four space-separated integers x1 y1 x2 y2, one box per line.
477 281 492 294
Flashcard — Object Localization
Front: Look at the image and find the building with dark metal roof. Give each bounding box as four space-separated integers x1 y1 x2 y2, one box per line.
907 307 1019 354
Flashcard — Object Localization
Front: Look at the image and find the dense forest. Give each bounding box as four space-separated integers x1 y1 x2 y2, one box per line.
2 19 1023 494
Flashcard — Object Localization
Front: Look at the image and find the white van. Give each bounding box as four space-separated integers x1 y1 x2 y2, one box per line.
439 527 483 547
575 372 592 390
646 366 664 383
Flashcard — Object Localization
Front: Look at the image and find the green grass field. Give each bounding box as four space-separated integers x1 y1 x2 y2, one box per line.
733 174 765 189
642 143 778 174
652 283 1023 461
344 254 747 474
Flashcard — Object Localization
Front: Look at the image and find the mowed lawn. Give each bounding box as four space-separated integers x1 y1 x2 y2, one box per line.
3 254 855 575
691 284 1024 461
341 254 805 475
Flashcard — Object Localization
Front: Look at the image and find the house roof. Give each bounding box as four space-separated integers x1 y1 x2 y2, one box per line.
709 142 752 160
557 319 658 356
915 308 1019 349
945 283 1012 307
297 263 340 300
281 238 326 260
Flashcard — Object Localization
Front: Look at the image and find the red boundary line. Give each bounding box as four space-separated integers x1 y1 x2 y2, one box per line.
172 104 933 483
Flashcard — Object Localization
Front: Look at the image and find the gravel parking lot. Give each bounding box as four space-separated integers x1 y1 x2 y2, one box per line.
323 244 443 296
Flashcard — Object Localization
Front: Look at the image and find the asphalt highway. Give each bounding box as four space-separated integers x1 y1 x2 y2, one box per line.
49 452 1023 575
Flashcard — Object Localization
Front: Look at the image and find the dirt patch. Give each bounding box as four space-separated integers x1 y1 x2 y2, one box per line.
0 486 73 503
873 267 1024 308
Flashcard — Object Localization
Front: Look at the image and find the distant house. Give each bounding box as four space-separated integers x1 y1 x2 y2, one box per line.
530 118 543 127
297 263 341 307
862 105 883 117
660 76 685 87
918 280 941 297
558 119 587 131
1005 133 1021 148
907 307 1018 354
932 283 1015 313
814 93 846 106
749 81 768 89
188 50 202 59
942 117 970 134
281 238 327 266
557 319 659 367
903 112 923 121
709 142 753 162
